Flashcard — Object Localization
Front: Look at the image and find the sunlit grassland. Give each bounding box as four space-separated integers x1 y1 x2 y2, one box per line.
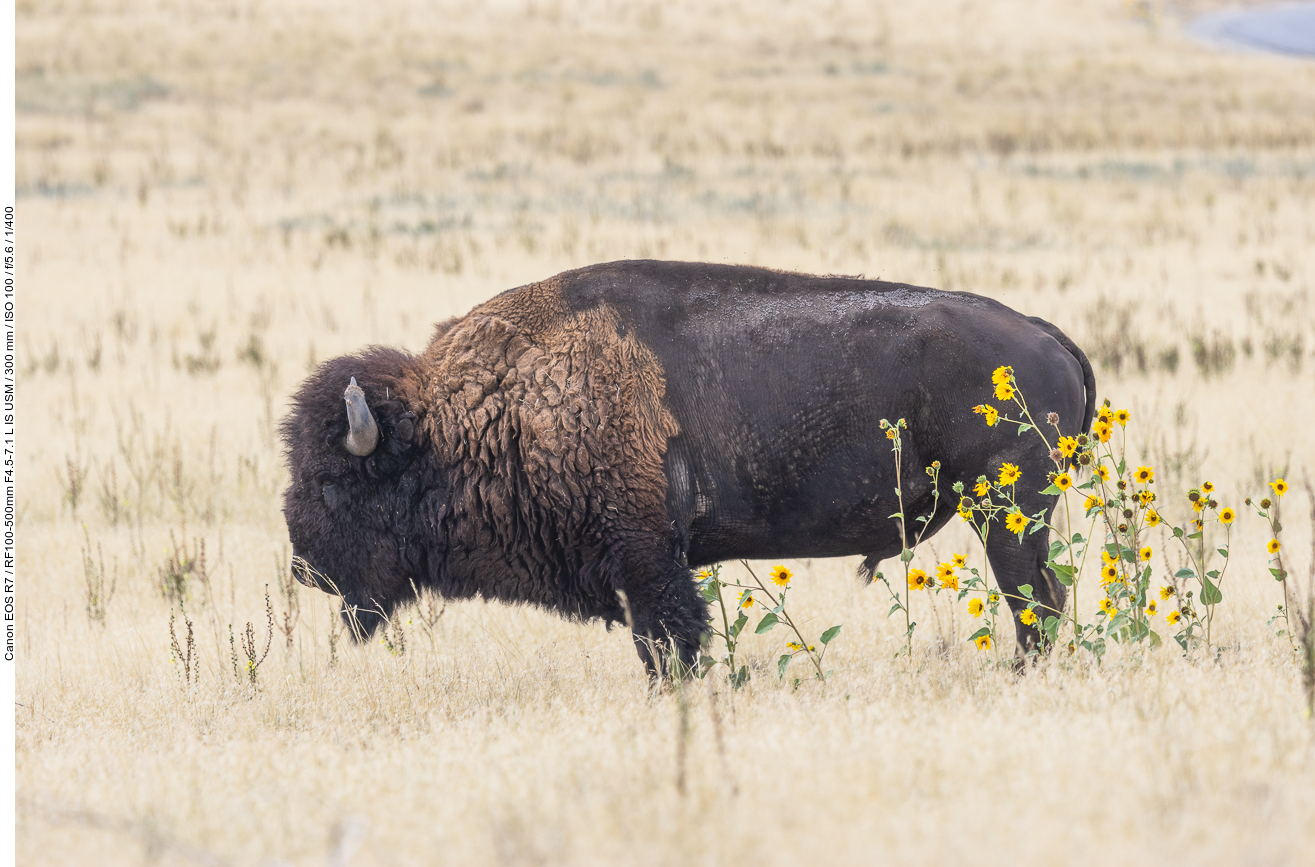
14 0 1315 864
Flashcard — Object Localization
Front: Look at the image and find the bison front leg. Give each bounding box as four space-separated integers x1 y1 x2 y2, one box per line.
607 532 708 679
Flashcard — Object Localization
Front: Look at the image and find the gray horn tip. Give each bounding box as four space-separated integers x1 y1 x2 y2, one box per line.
343 377 379 457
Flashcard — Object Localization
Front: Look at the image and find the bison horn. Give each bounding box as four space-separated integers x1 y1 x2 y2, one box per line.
343 377 379 457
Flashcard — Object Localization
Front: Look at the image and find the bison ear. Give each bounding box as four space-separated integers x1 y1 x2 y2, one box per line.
394 414 415 443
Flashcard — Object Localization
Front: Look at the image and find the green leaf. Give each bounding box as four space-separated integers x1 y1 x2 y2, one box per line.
900 548 915 563
1017 424 1032 435
1040 484 1063 495
1019 584 1034 599
731 665 750 689
887 603 904 617
1049 540 1067 559
1270 567 1287 581
1201 577 1223 605
1175 568 1196 579
821 625 843 645
731 612 748 637
1206 570 1220 579
967 626 991 642
754 613 779 634
1071 533 1085 544
701 583 720 603
1173 526 1184 538
1274 520 1283 533
1116 458 1126 475
1148 630 1162 649
1217 547 1228 558
777 654 792 680
1187 531 1203 540
888 512 904 520
1054 569 1073 587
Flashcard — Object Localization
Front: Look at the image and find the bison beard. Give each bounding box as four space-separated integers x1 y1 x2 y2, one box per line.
281 260 1096 675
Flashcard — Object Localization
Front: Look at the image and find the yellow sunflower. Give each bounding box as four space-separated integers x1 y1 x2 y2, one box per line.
1005 511 1029 536
1139 546 1153 562
1166 610 1182 625
1267 538 1281 555
998 463 1022 486
1218 507 1235 525
973 480 990 498
1145 601 1157 617
1201 481 1215 494
908 568 929 591
1097 404 1113 422
738 591 754 609
1057 436 1078 458
958 497 974 521
1100 563 1119 585
1145 509 1161 527
1019 608 1038 626
968 598 984 618
1093 464 1110 483
974 634 992 651
1084 495 1104 512
1093 420 1113 443
995 382 1015 402
1098 598 1118 617
1054 472 1073 491
991 366 1013 386
1135 466 1155 485
1271 478 1288 497
1160 586 1174 600
769 565 793 586
1101 549 1117 565
1139 490 1155 506
1114 408 1131 426
952 553 967 569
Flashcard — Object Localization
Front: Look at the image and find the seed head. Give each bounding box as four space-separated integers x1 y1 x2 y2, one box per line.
1123 509 1133 520
1260 498 1272 510
1047 412 1060 426
1049 448 1063 463
1078 452 1092 466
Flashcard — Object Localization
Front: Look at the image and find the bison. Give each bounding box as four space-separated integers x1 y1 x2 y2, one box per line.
282 260 1095 673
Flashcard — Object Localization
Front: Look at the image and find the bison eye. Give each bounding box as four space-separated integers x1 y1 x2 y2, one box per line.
314 471 335 487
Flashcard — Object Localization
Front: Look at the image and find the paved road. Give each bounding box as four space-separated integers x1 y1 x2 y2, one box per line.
1188 2 1315 57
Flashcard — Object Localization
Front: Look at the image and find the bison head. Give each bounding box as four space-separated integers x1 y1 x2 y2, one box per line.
281 347 432 640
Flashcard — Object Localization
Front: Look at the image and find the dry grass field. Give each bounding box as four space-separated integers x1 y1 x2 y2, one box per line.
14 0 1315 864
